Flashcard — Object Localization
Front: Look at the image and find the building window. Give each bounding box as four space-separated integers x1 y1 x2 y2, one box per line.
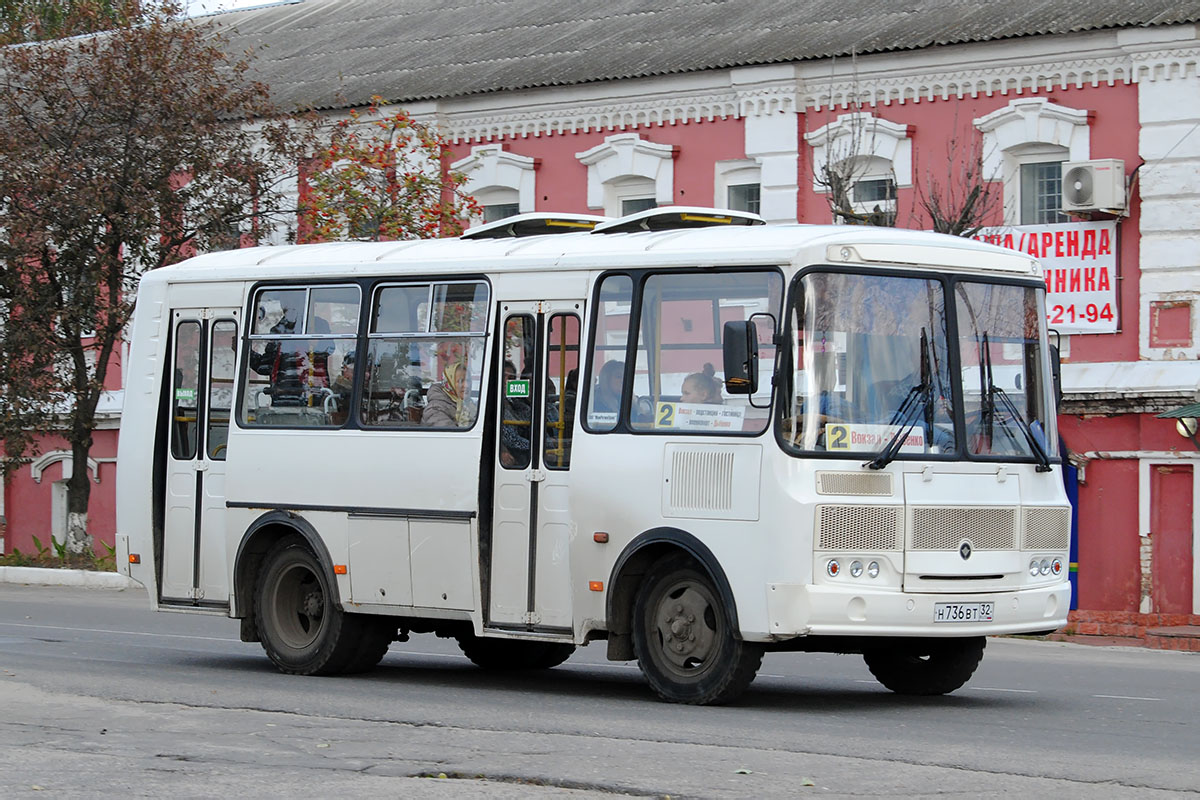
1019 162 1068 225
852 178 896 205
727 183 761 214
621 197 657 216
483 203 520 223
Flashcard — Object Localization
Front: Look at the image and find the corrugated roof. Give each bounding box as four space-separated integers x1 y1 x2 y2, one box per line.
206 0 1200 110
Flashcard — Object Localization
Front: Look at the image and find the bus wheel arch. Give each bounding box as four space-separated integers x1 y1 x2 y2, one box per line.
605 528 740 662
233 511 342 641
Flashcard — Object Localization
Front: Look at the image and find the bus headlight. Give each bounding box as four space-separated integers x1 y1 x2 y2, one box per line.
867 561 880 579
826 560 841 578
849 560 864 578
1029 560 1040 577
1039 558 1052 576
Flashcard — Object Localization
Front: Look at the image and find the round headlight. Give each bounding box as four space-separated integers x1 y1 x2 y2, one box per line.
850 560 864 578
1039 558 1052 576
826 560 840 578
1051 558 1063 576
1030 560 1040 577
867 561 880 579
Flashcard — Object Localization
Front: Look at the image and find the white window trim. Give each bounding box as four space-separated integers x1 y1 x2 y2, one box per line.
714 159 761 211
451 144 538 223
805 112 913 193
575 133 676 215
974 98 1090 225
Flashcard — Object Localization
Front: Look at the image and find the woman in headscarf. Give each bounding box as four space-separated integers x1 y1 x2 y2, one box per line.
422 359 474 428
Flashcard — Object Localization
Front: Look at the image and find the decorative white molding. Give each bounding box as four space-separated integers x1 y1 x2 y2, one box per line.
29 451 106 484
805 112 913 189
450 144 538 213
575 133 677 212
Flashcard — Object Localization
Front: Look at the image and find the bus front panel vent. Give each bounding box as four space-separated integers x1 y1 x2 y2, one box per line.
1022 507 1071 550
816 505 902 551
909 506 1017 551
816 471 893 496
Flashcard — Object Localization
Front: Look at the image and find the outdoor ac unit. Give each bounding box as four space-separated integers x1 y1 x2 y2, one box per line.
1061 159 1126 213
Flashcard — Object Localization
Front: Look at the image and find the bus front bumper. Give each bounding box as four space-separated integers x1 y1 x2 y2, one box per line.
762 580 1071 640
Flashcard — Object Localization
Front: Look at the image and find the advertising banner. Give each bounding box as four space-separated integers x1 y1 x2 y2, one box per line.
974 221 1118 335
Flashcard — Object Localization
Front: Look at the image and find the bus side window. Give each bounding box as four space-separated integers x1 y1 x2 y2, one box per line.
584 274 633 431
207 320 238 460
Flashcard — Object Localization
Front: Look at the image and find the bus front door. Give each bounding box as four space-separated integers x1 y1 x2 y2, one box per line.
489 302 581 633
161 310 239 606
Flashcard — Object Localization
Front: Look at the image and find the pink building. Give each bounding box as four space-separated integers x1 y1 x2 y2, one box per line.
4 1 1198 641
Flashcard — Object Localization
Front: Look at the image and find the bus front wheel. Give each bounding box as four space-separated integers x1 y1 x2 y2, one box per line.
632 553 762 705
863 636 986 695
255 535 390 675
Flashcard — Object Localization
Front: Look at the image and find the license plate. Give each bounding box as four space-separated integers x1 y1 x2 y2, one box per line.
933 602 994 623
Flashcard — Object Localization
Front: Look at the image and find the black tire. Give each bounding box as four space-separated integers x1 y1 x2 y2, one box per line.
864 637 986 696
456 634 575 670
255 535 388 675
632 553 762 705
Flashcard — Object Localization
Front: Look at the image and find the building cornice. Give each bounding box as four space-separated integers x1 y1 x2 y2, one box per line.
416 30 1200 143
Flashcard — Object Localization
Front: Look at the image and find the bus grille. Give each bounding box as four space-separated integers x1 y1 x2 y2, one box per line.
815 471 894 496
909 507 1017 551
669 449 735 512
816 505 902 551
1022 507 1071 550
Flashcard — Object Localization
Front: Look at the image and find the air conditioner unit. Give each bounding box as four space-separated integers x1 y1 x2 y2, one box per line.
1061 159 1126 213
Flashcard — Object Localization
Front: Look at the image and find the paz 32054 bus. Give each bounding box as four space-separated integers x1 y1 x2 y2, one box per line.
116 208 1071 704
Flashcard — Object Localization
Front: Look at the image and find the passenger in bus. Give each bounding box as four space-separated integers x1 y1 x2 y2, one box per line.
329 351 355 425
422 359 473 428
680 364 722 404
591 359 624 413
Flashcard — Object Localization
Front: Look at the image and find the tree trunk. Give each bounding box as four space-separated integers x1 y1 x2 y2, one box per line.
65 439 93 555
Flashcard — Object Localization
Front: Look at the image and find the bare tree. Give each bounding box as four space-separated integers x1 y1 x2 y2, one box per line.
913 117 1000 237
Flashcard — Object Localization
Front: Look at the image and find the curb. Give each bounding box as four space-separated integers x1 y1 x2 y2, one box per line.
0 566 138 590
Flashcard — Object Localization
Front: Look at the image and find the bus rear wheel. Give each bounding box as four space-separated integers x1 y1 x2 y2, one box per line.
255 535 389 675
456 634 575 670
632 554 762 705
863 637 986 695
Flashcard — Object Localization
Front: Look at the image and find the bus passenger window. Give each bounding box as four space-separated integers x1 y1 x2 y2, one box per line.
206 320 238 459
241 284 360 428
360 280 489 430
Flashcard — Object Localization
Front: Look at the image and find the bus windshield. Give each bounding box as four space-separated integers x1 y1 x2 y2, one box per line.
781 270 1055 464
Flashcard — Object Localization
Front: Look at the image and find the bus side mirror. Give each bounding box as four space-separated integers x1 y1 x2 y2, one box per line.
1049 344 1063 407
722 320 758 395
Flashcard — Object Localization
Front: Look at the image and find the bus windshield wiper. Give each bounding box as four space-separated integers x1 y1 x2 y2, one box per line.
979 332 1052 473
865 328 932 471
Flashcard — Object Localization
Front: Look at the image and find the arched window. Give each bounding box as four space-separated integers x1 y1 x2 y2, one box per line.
575 133 676 217
974 99 1090 225
805 113 912 224
451 144 537 225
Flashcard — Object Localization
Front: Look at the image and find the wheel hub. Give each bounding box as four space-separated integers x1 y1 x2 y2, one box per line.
302 590 324 619
656 588 716 669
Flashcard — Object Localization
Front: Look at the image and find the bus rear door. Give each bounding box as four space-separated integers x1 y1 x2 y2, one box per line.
161 309 239 606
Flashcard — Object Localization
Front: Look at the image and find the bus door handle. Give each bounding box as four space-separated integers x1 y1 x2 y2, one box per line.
526 469 546 483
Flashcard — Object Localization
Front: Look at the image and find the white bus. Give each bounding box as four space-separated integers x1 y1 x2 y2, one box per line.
116 208 1071 705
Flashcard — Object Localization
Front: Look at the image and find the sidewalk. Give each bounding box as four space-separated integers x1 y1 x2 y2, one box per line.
0 565 137 590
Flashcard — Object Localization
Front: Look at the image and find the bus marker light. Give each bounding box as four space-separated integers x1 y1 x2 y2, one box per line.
128 554 140 564
826 560 840 578
333 564 347 575
589 581 603 592
593 532 609 543
1051 558 1063 576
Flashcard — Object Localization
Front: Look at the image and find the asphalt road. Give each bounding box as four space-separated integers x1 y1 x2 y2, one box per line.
0 583 1196 798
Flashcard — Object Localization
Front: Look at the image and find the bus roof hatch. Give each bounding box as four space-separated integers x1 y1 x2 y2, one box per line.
592 206 765 234
461 212 611 239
